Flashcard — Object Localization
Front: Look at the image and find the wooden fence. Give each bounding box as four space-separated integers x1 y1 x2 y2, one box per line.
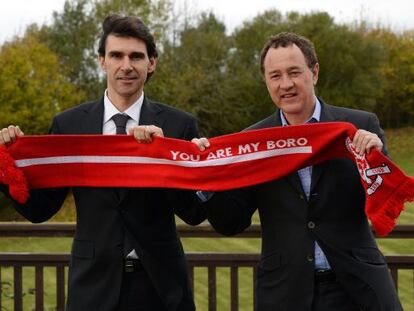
1 223 414 311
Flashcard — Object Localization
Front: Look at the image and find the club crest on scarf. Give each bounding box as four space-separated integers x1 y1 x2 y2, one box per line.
345 137 391 195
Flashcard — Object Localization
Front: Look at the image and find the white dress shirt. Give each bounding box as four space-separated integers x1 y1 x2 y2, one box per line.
102 90 143 134
102 90 143 259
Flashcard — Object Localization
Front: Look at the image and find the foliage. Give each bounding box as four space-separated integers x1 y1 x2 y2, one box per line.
1 2 414 135
147 12 234 136
95 0 172 42
370 30 414 127
0 35 84 134
31 0 100 99
297 14 385 113
29 0 172 102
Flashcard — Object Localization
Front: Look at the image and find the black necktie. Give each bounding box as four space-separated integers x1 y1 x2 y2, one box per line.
112 113 130 134
111 114 135 257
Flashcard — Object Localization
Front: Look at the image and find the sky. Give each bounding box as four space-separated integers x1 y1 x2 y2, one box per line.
1 0 413 44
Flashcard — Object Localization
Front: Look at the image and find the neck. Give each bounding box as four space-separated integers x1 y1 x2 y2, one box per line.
283 99 316 125
284 114 310 125
107 90 142 112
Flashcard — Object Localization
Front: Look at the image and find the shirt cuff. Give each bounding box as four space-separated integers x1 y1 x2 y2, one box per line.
196 190 214 202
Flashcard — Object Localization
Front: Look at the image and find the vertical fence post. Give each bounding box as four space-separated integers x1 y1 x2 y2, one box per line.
35 265 44 311
208 266 216 311
14 265 23 311
56 265 66 311
230 266 238 311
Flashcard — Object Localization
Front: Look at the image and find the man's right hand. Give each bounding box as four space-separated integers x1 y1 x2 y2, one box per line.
0 125 24 146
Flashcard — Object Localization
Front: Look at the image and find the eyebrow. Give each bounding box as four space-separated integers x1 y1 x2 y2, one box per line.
267 69 280 75
129 51 146 57
267 66 302 74
108 51 146 57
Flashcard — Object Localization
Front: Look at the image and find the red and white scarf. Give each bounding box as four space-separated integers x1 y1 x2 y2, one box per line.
1 122 413 236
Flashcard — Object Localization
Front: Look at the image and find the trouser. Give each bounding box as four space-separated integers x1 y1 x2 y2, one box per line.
118 259 167 311
312 270 361 311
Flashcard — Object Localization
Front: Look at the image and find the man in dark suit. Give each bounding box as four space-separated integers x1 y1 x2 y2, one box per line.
192 32 402 310
0 15 205 311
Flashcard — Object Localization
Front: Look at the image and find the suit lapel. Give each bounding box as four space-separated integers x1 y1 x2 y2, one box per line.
139 97 165 128
80 98 104 134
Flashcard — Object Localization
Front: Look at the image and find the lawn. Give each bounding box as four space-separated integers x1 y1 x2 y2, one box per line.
0 127 413 310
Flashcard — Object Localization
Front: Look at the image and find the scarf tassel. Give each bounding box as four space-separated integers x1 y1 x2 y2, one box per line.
369 177 414 236
0 146 29 204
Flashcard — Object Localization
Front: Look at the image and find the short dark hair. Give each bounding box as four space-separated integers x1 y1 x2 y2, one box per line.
260 32 318 74
98 14 158 59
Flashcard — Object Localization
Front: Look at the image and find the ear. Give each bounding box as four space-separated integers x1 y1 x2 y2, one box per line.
312 63 319 86
99 56 106 71
148 57 157 73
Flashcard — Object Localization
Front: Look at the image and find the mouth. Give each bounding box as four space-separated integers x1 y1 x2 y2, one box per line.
117 77 138 82
281 93 297 99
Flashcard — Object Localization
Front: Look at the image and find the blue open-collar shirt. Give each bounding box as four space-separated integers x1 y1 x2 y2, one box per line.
280 98 331 270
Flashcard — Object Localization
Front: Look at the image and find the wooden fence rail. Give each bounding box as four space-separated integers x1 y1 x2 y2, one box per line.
1 223 414 311
1 223 414 238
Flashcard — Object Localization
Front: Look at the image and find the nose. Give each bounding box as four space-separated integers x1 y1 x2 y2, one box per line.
280 75 294 89
120 56 132 71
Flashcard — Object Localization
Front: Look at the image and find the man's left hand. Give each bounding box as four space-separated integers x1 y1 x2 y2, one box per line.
353 129 383 156
128 125 164 143
191 137 210 151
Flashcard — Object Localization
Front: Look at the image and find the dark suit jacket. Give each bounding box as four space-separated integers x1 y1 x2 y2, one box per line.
206 99 402 311
11 97 206 311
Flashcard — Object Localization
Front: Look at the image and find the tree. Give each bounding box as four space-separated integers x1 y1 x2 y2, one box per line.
225 11 387 129
0 35 84 133
32 0 100 98
147 12 233 136
30 0 172 102
225 10 287 131
370 29 414 127
94 0 172 42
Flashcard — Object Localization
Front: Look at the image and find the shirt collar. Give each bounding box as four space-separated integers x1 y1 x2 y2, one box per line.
280 97 321 126
103 90 144 124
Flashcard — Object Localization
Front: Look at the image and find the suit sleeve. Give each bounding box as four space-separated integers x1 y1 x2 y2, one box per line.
205 188 257 236
9 117 69 223
181 114 200 140
170 114 207 225
177 114 257 234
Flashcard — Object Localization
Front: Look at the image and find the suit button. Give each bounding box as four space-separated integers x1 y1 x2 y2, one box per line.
308 221 315 229
307 254 314 262
299 194 305 200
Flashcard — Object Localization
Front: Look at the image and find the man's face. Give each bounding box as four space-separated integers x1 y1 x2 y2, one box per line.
263 44 319 124
99 34 156 102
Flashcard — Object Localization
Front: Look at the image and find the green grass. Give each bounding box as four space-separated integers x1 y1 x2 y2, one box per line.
1 127 413 310
386 127 414 175
0 266 67 311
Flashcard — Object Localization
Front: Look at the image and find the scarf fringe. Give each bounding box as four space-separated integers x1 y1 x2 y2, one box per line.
370 177 414 236
0 146 29 204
